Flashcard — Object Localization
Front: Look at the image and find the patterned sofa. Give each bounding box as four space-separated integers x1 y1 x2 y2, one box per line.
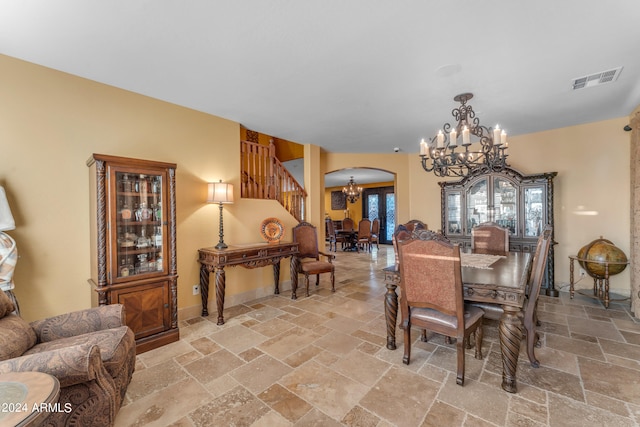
0 290 135 426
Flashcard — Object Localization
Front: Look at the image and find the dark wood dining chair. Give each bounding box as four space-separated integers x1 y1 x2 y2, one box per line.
471 221 509 254
369 218 380 249
397 229 484 386
292 221 335 297
392 220 427 269
341 217 354 231
340 218 355 249
356 219 371 252
468 224 553 368
325 218 338 252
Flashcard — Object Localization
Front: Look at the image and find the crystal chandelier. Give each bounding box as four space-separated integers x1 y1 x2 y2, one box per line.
419 93 509 177
342 176 362 203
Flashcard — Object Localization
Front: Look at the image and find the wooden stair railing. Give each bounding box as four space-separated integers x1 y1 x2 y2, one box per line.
241 139 307 222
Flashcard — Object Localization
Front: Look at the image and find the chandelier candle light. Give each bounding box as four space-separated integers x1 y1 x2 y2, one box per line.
420 93 509 177
207 180 234 249
342 176 363 204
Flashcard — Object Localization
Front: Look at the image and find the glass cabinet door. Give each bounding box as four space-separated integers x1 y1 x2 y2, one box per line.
524 185 544 237
113 170 166 280
467 178 488 229
446 191 462 235
493 177 517 235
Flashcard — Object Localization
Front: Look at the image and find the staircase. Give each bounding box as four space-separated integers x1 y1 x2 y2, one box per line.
241 139 306 222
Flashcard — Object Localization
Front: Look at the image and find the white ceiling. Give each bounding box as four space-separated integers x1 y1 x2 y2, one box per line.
1 1 639 160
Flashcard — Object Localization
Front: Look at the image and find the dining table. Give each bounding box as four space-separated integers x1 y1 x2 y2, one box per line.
336 229 359 252
383 250 532 393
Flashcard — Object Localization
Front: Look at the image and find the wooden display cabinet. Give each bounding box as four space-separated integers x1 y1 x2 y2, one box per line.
440 166 558 296
87 154 179 353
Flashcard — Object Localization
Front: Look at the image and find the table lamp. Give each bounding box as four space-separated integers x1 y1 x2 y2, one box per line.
207 180 234 249
0 186 19 314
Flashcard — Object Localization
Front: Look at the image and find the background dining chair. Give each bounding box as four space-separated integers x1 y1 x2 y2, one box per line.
292 221 335 296
325 218 338 252
356 218 372 252
369 218 380 249
471 221 509 254
340 217 355 249
392 220 427 269
397 230 484 385
341 217 354 231
468 224 553 368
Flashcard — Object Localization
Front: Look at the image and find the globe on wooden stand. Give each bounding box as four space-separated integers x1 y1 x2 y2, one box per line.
577 237 628 278
569 236 628 308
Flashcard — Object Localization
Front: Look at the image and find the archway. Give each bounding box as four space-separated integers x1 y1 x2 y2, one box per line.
324 168 395 244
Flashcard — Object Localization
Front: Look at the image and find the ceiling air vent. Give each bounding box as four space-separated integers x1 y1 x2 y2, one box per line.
572 67 623 90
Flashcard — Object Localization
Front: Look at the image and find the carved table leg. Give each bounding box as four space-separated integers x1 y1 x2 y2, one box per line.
199 264 210 317
290 256 298 300
385 283 398 350
273 262 281 294
215 266 226 325
499 305 523 393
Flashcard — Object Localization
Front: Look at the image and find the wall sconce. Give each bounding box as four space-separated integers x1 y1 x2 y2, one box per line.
207 180 234 249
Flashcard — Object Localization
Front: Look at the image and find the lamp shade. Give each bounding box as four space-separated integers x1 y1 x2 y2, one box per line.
0 186 15 232
207 181 234 204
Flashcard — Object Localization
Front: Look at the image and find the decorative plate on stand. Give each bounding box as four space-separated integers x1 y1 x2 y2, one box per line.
260 217 285 243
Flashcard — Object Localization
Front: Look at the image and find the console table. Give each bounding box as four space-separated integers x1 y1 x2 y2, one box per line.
197 242 298 325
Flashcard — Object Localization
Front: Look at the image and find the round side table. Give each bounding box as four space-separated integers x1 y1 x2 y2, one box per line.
0 371 60 426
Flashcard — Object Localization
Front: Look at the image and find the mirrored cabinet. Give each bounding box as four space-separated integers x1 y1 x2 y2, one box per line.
440 167 558 295
88 154 179 353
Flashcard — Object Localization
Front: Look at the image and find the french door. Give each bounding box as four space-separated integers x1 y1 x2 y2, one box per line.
362 186 395 245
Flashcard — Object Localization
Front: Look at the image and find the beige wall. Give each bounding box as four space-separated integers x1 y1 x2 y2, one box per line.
2 54 633 322
0 55 297 322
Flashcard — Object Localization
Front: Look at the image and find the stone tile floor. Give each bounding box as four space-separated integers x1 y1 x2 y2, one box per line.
115 245 640 426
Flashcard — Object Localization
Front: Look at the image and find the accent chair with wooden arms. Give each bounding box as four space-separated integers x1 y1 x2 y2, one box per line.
292 221 336 297
468 224 553 368
356 218 372 252
397 229 484 386
369 218 380 249
471 221 510 254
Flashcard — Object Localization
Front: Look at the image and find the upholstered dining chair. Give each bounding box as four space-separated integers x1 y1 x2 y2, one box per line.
397 229 484 386
340 217 355 249
392 220 427 269
471 221 510 254
468 224 553 368
325 218 338 252
292 221 336 296
356 219 372 252
341 217 354 231
369 218 380 249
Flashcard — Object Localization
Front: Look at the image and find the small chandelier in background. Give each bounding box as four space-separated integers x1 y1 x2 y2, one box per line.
419 93 509 177
342 176 362 203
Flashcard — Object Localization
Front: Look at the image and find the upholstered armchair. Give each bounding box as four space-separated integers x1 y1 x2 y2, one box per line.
0 291 135 427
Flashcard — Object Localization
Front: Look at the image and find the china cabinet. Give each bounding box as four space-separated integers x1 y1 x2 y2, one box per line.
440 167 558 295
87 154 178 353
